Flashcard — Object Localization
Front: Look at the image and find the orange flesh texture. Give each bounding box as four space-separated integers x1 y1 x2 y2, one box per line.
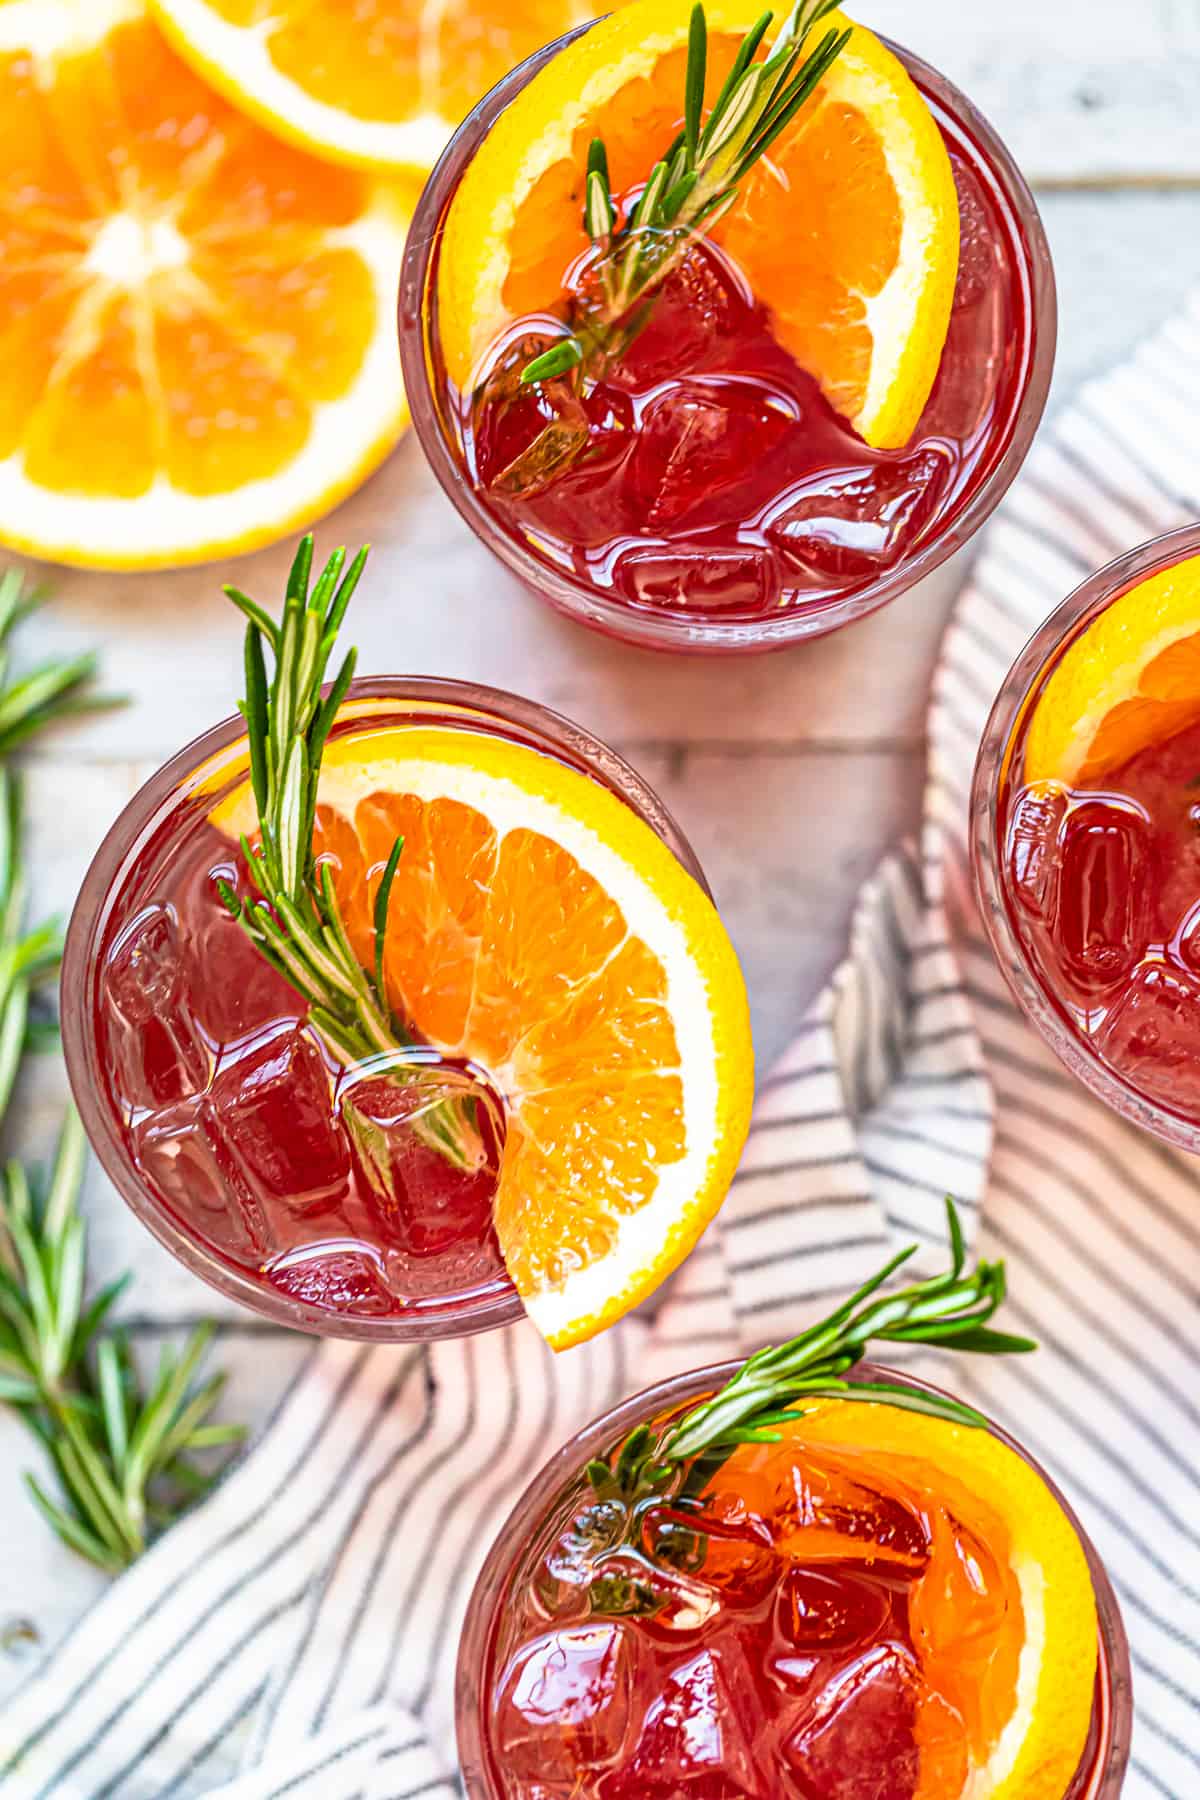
0 19 378 498
200 0 609 130
311 793 687 1295
706 1438 1024 1798
1080 627 1200 780
495 34 903 423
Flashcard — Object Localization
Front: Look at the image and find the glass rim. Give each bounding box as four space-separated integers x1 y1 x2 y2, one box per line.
970 518 1200 1154
60 673 708 1342
455 1357 1132 1798
398 23 1058 654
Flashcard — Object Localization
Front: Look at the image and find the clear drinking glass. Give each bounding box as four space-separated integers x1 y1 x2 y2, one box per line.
399 27 1056 655
61 678 707 1341
972 521 1200 1153
456 1360 1132 1797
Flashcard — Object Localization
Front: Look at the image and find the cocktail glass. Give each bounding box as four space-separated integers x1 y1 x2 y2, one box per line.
61 678 707 1340
972 521 1200 1152
399 23 1056 655
456 1360 1132 1796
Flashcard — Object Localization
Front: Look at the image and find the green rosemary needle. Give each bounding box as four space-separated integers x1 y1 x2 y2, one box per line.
589 1198 1035 1510
521 0 851 387
0 579 241 1572
217 535 489 1176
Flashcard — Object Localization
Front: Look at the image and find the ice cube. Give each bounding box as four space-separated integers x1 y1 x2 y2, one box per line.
339 1057 504 1291
783 1643 919 1800
606 1643 766 1798
103 904 209 1108
613 545 778 614
209 1024 349 1211
132 1097 270 1260
495 1622 635 1783
1056 798 1153 995
1004 784 1067 921
631 379 791 531
618 247 747 387
186 855 303 1049
766 449 953 583
1095 959 1200 1111
266 1244 397 1317
948 157 1004 312
646 1509 779 1613
778 1567 891 1656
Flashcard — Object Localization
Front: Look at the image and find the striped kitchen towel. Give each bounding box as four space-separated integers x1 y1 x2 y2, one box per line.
4 304 1200 1798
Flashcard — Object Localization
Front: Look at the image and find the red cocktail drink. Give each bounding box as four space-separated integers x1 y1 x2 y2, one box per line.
401 8 1055 653
457 1364 1131 1799
974 525 1200 1149
62 679 712 1340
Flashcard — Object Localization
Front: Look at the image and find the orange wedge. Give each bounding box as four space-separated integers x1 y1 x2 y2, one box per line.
212 722 754 1349
1024 554 1200 787
438 0 960 447
0 2 410 570
709 1399 1100 1800
151 0 616 176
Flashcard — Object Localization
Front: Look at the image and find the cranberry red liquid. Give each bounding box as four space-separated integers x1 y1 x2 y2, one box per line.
404 25 1054 650
459 1373 1128 1799
465 148 1023 623
1002 707 1200 1124
96 805 509 1325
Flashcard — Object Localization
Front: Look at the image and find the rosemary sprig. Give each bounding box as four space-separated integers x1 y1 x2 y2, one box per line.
1 1124 244 1572
0 581 242 1570
522 0 851 388
217 537 488 1175
590 1199 1035 1510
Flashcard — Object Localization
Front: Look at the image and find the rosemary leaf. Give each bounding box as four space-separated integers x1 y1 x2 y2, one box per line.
218 538 488 1177
517 0 851 408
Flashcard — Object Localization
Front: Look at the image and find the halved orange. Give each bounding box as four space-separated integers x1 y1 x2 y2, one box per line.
0 2 410 570
151 0 616 176
1024 553 1200 786
709 1399 1100 1800
438 0 960 447
212 722 754 1349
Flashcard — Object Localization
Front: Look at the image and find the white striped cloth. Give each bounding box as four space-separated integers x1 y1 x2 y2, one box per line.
4 304 1200 1799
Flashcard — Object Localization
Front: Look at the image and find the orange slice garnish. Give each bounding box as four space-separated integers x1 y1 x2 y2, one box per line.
1024 552 1200 786
709 1399 1100 1800
213 723 754 1348
438 0 960 447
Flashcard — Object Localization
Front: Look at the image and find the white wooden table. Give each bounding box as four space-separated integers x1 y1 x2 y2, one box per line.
5 0 1200 1709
